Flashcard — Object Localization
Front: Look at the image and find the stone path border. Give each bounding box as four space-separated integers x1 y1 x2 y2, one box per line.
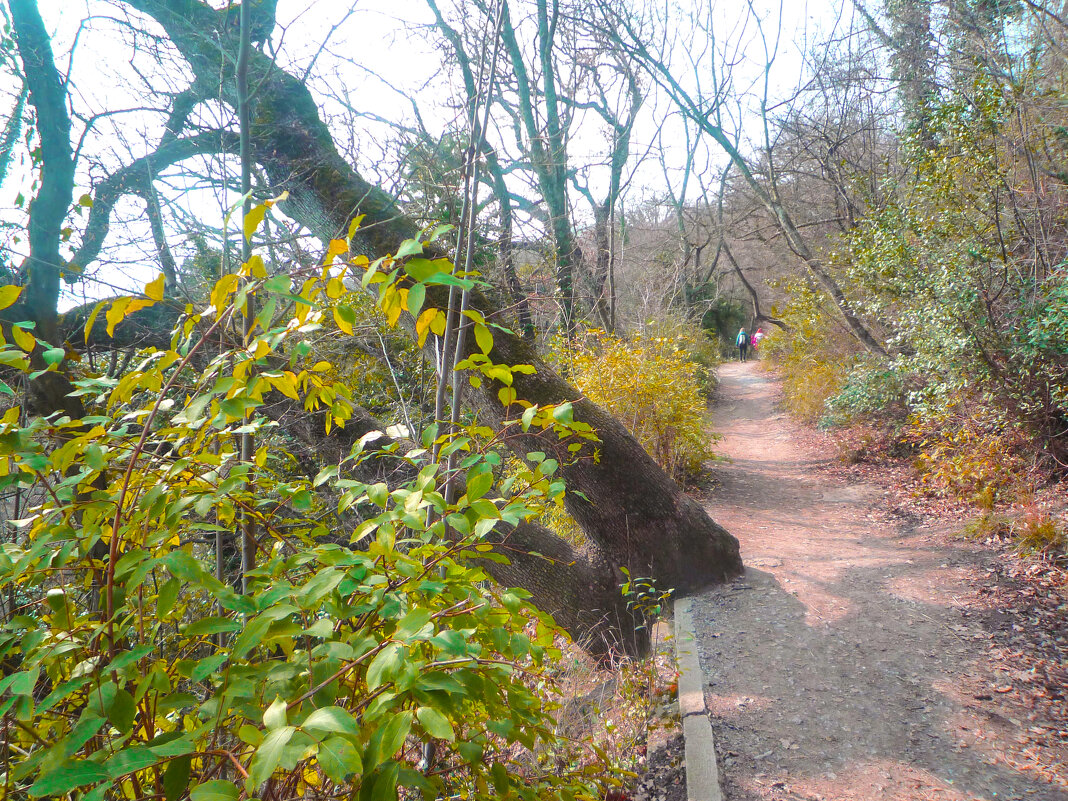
674 597 723 801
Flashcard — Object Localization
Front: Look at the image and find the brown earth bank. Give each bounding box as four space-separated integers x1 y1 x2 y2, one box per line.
692 361 1067 801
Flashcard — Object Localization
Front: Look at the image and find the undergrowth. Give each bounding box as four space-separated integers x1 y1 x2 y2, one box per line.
758 282 861 424
550 322 715 481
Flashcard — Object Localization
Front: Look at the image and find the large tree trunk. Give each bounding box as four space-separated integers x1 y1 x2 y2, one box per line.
111 0 743 647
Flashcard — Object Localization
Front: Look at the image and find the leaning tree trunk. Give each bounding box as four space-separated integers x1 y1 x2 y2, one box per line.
115 0 743 646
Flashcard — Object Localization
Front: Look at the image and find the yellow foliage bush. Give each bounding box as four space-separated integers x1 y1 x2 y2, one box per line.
904 407 1029 503
759 282 859 423
551 326 713 480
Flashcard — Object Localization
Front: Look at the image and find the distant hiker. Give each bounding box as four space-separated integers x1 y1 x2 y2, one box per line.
736 328 749 362
751 327 765 357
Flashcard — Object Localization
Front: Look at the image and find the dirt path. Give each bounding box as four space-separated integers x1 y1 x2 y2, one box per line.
694 362 1067 801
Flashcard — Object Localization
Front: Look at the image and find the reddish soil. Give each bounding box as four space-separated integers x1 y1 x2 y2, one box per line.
694 362 1068 801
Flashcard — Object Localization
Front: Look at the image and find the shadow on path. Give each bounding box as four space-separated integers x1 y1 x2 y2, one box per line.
693 362 1066 800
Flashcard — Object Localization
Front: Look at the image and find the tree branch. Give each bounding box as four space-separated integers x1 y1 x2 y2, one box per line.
70 131 241 272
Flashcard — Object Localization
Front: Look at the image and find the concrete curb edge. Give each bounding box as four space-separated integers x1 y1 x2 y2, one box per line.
674 597 724 801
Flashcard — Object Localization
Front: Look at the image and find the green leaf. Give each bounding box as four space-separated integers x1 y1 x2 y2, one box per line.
423 272 473 288
416 707 455 741
303 706 359 735
149 733 196 757
396 238 424 259
190 780 240 801
249 725 295 786
157 577 180 618
366 482 388 508
5 667 38 695
366 644 404 690
377 711 412 761
63 715 106 757
406 283 425 316
465 469 493 502
163 550 203 582
107 745 159 777
552 402 574 424
183 616 241 636
370 760 400 801
403 257 439 282
29 762 109 796
231 613 271 660
263 696 288 730
190 654 228 683
164 754 192 801
317 736 362 784
41 346 64 366
107 687 136 734
394 607 432 640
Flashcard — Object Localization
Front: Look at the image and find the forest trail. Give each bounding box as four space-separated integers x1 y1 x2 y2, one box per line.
693 362 1067 801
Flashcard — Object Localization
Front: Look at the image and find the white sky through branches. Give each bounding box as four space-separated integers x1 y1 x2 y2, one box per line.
0 0 851 307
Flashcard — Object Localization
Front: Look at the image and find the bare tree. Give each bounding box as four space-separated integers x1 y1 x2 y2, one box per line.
601 0 889 356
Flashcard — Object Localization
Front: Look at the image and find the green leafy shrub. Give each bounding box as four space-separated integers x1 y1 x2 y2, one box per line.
0 215 611 800
824 360 906 427
831 75 1068 476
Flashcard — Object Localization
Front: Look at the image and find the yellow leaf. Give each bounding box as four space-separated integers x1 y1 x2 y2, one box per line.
0 285 22 310
347 214 365 241
243 203 267 241
381 286 404 327
474 323 493 355
248 254 267 278
415 307 437 347
11 326 35 353
429 309 447 336
105 298 130 337
210 274 239 313
323 239 348 265
267 373 300 400
326 278 344 300
83 300 106 342
145 273 166 301
332 306 354 335
263 190 289 208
